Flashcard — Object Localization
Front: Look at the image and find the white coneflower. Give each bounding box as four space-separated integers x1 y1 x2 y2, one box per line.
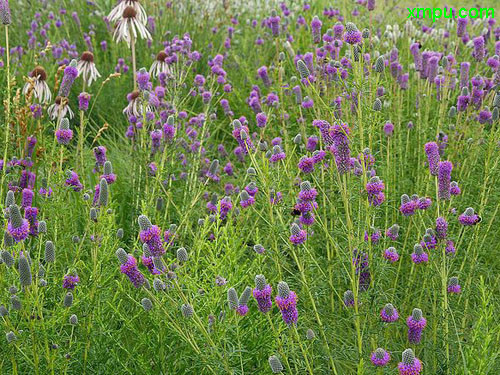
77 51 101 86
23 66 52 103
108 0 147 24
113 6 151 47
149 51 170 77
47 96 74 120
122 90 151 117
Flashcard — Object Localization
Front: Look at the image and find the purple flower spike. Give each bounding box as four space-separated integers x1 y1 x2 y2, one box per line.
400 194 417 216
289 223 307 245
275 282 298 325
435 217 448 239
58 60 78 97
447 277 461 294
138 215 165 257
438 161 452 200
424 142 440 175
117 250 146 288
380 303 399 322
7 205 30 242
398 349 423 375
383 247 399 263
458 207 480 226
411 244 428 264
253 275 272 313
406 308 427 344
370 348 390 367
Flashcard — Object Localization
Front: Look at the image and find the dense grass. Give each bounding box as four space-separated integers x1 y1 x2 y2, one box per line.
0 0 499 374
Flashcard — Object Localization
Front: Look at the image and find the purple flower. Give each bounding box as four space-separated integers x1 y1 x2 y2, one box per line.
411 244 428 264
25 207 39 236
298 156 315 174
65 171 83 192
450 181 461 196
275 282 298 325
344 30 362 44
380 303 399 322
370 348 390 367
62 274 80 290
435 217 448 239
7 205 30 242
383 247 399 263
447 277 461 294
438 161 452 200
58 60 78 97
424 142 440 175
473 36 485 61
386 224 400 240
458 207 480 226
329 122 351 174
118 252 146 288
240 191 255 208
269 145 286 163
289 223 307 245
398 349 422 375
298 181 317 201
138 215 165 257
78 92 91 111
407 308 427 344
400 194 417 216
253 275 272 313
366 176 385 206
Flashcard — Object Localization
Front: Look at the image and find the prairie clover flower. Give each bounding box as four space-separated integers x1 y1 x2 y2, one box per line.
62 273 80 290
19 254 32 287
458 207 480 226
438 161 452 200
268 355 284 374
58 60 78 98
77 51 101 86
311 16 322 44
383 247 399 263
398 349 422 375
344 23 362 45
447 277 461 294
138 215 165 257
330 122 351 174
78 92 91 111
424 142 440 175
386 224 400 240
366 176 385 206
353 249 371 290
24 207 38 237
236 286 252 316
298 156 315 174
450 181 460 196
7 205 29 242
100 161 117 184
435 217 448 239
289 223 307 245
298 181 317 202
400 194 417 216
65 171 83 192
113 5 151 46
55 118 73 145
364 228 381 244
269 145 286 163
419 232 435 251
370 348 390 367
253 275 272 313
0 0 11 25
24 66 52 103
380 303 399 322
239 191 255 208
417 197 432 210
275 281 298 325
93 146 107 172
116 248 145 288
407 308 427 344
343 290 355 307
411 244 428 264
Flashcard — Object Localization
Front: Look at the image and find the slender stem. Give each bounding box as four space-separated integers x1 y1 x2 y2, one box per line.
131 34 137 90
1 25 11 199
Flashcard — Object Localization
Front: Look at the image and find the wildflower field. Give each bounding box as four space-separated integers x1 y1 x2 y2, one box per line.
0 0 499 373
